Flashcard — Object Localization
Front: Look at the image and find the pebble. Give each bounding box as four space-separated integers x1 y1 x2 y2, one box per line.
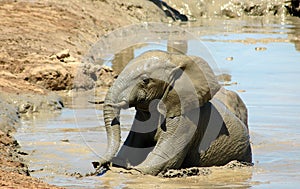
61 139 70 143
226 56 234 61
255 47 267 51
56 49 70 59
63 56 77 63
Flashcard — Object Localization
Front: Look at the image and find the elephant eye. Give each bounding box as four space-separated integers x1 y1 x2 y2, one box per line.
142 78 150 85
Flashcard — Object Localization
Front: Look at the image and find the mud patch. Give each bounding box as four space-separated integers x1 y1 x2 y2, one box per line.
161 160 252 178
0 93 62 188
161 167 212 178
1 92 63 115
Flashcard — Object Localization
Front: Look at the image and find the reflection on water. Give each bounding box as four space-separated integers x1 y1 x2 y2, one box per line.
15 17 300 188
289 17 300 51
110 31 189 74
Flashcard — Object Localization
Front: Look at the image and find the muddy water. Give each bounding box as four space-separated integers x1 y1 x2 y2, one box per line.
15 17 300 188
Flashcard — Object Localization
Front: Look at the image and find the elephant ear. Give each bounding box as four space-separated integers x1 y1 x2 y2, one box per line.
158 54 221 118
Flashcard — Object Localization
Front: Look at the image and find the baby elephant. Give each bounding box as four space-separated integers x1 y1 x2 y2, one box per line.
95 50 252 175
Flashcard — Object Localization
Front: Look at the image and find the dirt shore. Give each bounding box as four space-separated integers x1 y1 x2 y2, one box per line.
0 0 297 187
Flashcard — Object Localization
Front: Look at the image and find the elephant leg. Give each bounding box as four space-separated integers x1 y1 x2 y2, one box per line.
198 98 252 166
133 114 198 175
112 131 157 168
112 110 158 167
214 87 248 127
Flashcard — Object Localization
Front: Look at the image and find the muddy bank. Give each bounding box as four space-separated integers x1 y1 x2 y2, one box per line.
165 0 291 19
0 0 166 93
0 93 64 188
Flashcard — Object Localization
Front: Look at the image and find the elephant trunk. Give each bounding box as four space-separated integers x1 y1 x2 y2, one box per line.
99 89 121 166
99 61 146 167
100 77 131 166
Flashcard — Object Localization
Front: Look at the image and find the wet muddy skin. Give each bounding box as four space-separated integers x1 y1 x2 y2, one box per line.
15 17 300 188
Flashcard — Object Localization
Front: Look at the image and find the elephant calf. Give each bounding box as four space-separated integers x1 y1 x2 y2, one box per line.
95 50 252 175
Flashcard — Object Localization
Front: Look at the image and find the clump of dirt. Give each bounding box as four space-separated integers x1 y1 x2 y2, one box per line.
160 160 252 178
74 63 117 90
223 160 254 168
162 167 212 178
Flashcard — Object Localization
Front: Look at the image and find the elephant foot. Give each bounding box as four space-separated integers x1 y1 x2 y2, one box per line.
85 161 110 176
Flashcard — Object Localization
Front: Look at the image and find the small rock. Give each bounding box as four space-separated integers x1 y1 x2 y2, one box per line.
221 9 239 18
63 56 77 63
56 49 70 59
68 172 84 178
226 56 234 61
49 54 57 60
17 151 29 155
225 160 253 168
61 139 70 143
255 47 267 51
237 89 246 93
101 65 113 72
18 102 33 114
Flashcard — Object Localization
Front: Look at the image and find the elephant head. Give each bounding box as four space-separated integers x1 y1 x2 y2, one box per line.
98 50 221 169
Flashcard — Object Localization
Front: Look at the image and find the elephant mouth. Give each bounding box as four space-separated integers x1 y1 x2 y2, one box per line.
106 100 149 111
135 103 150 111
127 100 148 111
134 99 161 112
107 100 149 111
128 96 150 111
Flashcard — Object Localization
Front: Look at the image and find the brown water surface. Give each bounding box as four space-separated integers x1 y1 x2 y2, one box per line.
15 17 300 188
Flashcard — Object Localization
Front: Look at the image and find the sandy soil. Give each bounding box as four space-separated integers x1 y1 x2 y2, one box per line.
0 0 297 188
